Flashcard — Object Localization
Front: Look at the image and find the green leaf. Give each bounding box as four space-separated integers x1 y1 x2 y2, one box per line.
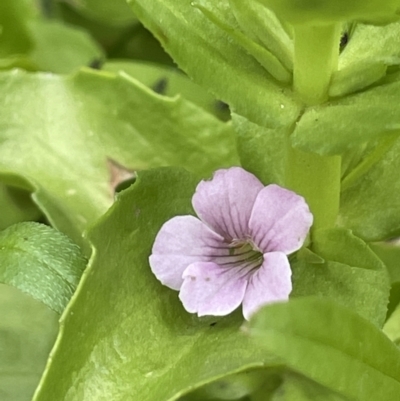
255 0 400 25
329 63 387 98
0 69 238 249
228 0 293 71
291 228 390 327
249 370 283 401
248 297 400 401
0 0 33 57
0 284 58 401
340 21 400 68
271 373 349 401
33 168 273 401
0 222 86 314
128 0 302 128
0 184 41 230
339 136 400 241
233 114 289 186
370 242 400 316
186 370 267 400
383 302 400 346
0 55 37 71
193 0 290 83
69 0 137 25
330 22 400 97
292 78 400 155
340 133 399 191
49 3 146 62
28 19 104 74
0 2 103 75
103 60 229 120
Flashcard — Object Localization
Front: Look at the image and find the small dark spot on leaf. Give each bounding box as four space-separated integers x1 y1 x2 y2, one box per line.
152 77 168 95
340 32 349 52
88 58 104 70
209 322 217 327
23 237 28 241
215 100 229 112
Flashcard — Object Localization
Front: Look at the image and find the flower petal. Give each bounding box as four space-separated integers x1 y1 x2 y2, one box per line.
192 167 264 241
242 252 292 320
179 262 248 317
149 216 225 290
249 184 313 254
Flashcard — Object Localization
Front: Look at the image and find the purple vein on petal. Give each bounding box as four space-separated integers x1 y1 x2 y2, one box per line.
179 262 249 316
149 215 226 290
249 184 313 254
242 252 292 320
192 167 264 241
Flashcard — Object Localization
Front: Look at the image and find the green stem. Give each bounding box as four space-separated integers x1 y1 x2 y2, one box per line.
286 146 341 231
293 24 341 105
286 24 342 232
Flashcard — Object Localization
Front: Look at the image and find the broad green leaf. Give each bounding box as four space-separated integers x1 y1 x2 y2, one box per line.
193 0 290 83
228 0 293 71
331 22 400 97
104 61 229 120
291 228 390 327
339 135 400 241
0 69 238 249
292 78 400 155
185 370 267 400
128 0 302 128
370 242 400 316
0 0 33 57
340 22 400 69
107 23 174 64
340 133 399 190
249 297 400 401
249 370 283 401
255 0 400 24
33 168 274 401
51 2 145 62
233 114 288 186
69 0 137 25
28 19 104 74
311 228 387 271
383 302 400 345
0 2 103 75
0 222 86 314
329 63 387 98
0 284 58 401
271 373 349 401
0 185 41 230
0 55 36 71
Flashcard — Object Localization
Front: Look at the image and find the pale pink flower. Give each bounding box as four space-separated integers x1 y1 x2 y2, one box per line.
149 167 313 320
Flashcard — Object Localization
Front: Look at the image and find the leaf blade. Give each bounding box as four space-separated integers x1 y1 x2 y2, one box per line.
249 297 400 401
128 0 301 128
0 222 86 314
292 79 400 156
33 168 272 401
0 68 238 248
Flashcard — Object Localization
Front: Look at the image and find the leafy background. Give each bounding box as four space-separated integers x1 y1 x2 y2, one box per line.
1 0 400 400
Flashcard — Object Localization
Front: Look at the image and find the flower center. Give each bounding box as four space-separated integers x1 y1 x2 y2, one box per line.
210 238 264 274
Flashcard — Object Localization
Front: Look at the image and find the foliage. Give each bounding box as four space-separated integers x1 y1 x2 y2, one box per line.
1 1 400 401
